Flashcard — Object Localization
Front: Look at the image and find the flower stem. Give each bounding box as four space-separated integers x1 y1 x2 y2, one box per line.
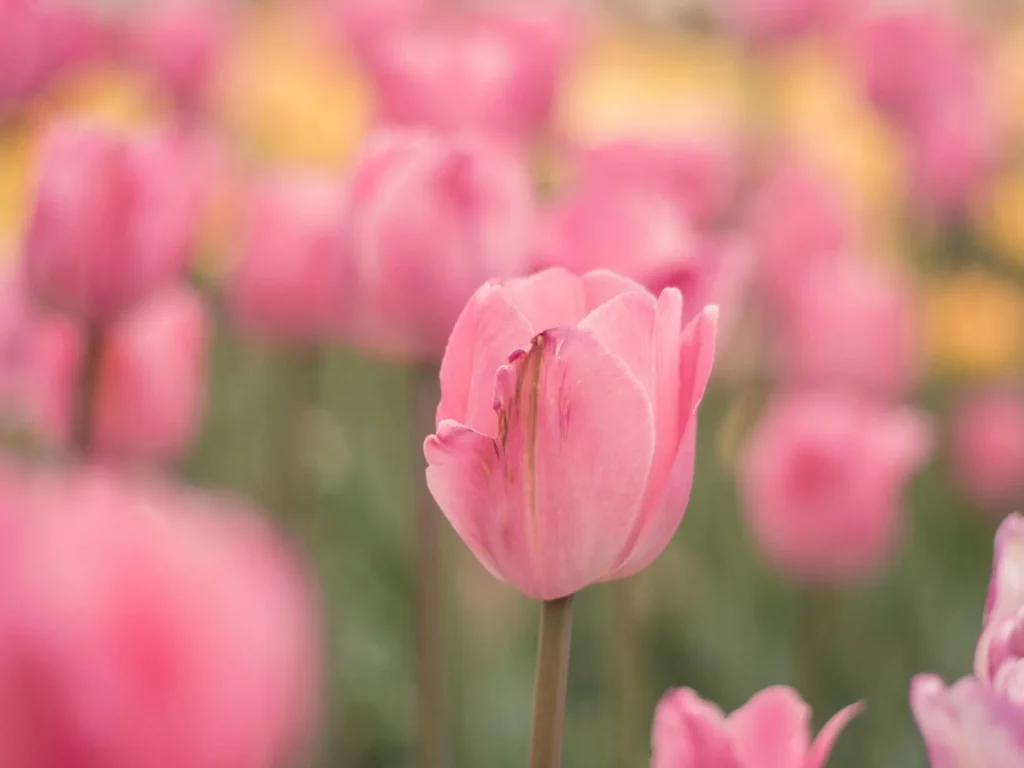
72 324 103 457
611 579 644 766
412 363 446 768
528 595 575 768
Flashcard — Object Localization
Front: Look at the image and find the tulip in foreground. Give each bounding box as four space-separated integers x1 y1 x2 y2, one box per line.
228 174 348 343
740 393 932 583
424 268 717 600
911 675 1024 767
652 686 861 768
345 129 534 361
951 389 1024 512
975 514 1024 708
0 468 320 768
22 122 206 324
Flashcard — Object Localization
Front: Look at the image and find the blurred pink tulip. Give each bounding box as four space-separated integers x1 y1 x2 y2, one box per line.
740 393 932 583
424 268 717 600
91 284 209 463
535 187 751 328
355 6 575 145
573 136 738 229
22 123 206 325
344 129 534 360
975 514 1024 708
751 161 852 309
228 174 348 344
127 0 230 116
776 260 919 399
722 0 849 45
323 0 429 62
651 686 860 768
910 675 1024 767
0 469 320 768
951 389 1024 512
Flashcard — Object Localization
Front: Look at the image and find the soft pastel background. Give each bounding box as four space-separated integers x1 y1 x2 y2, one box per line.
2 0 1024 766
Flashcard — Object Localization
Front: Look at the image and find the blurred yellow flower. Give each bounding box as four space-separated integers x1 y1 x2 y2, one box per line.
770 41 904 235
976 167 1024 268
557 24 747 144
927 271 1024 376
215 4 371 169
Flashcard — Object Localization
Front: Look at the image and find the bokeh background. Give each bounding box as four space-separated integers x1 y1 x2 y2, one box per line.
3 0 1024 766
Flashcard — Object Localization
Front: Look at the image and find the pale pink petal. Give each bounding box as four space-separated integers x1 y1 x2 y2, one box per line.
426 328 655 599
501 268 587 334
677 307 719 435
436 283 533 436
580 269 649 312
976 514 1024 683
578 289 659 399
652 688 740 768
726 686 811 768
806 702 862 768
910 675 1024 768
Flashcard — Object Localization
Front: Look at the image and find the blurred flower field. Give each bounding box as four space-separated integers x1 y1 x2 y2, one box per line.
2 0 1024 766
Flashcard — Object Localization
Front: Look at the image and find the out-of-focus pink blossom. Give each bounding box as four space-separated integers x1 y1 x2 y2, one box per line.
975 515 1024 709
651 685 861 768
722 0 850 46
572 136 737 229
344 129 534 361
535 187 751 327
0 469 320 768
91 284 209 464
228 174 348 344
740 393 932 583
354 5 576 146
776 260 919 399
323 0 429 62
127 0 230 116
911 674 1024 767
22 123 206 325
951 389 1024 512
425 268 717 600
751 160 852 309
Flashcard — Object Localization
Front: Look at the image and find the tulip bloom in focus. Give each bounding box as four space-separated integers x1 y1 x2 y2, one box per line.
910 675 1024 766
126 0 230 116
651 686 860 768
0 469 320 768
228 175 348 344
424 268 717 600
22 123 206 325
951 388 1024 512
740 393 932 583
345 129 534 361
91 284 209 463
776 260 919 399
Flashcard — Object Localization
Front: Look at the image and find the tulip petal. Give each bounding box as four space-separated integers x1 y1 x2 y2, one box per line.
652 688 741 768
806 702 862 768
426 327 655 599
502 267 587 334
580 269 648 312
578 288 659 399
910 674 1024 768
677 307 719 434
727 686 811 768
436 283 533 435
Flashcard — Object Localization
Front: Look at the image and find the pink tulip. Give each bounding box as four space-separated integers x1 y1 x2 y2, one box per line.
751 161 852 310
651 686 861 768
535 186 751 328
740 393 931 583
424 268 718 600
573 136 738 229
228 174 348 344
355 6 575 145
910 675 1024 767
344 129 534 360
323 0 429 62
0 469 320 768
776 260 919 399
127 0 230 116
975 515 1024 709
722 0 849 45
951 389 1024 512
22 123 206 325
91 284 209 463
